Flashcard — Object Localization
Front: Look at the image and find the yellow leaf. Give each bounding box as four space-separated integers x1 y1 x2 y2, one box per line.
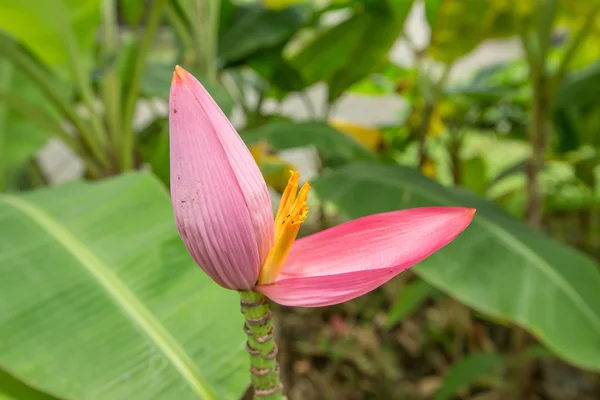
428 108 446 137
406 103 446 137
329 119 385 151
263 0 306 10
421 158 437 179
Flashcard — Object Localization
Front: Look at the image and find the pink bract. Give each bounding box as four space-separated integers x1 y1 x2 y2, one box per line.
169 66 273 290
256 207 475 306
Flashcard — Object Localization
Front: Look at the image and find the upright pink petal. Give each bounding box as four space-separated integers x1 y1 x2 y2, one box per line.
257 207 474 306
170 66 273 289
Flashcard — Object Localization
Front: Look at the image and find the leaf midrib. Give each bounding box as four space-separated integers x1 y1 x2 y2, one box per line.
1 195 216 400
328 166 600 335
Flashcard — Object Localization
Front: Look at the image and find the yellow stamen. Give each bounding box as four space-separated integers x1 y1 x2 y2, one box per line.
258 171 310 284
273 171 299 239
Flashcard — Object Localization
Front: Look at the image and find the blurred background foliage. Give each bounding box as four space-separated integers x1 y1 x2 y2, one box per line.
1 0 600 399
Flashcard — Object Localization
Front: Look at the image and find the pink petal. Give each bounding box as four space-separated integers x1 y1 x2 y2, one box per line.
169 67 273 289
256 207 474 306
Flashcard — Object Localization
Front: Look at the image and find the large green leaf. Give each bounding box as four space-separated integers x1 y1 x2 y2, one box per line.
247 49 306 95
0 173 248 399
313 163 600 371
0 0 101 70
290 12 370 86
327 0 412 101
218 4 309 66
290 0 412 101
555 60 600 110
554 61 600 152
241 121 376 165
426 0 517 63
0 369 60 400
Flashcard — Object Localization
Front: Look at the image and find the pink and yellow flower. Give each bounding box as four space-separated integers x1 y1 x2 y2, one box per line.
169 66 475 307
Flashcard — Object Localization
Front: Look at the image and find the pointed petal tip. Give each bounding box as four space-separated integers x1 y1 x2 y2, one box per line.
437 206 476 229
172 65 190 86
463 207 477 221
447 206 476 220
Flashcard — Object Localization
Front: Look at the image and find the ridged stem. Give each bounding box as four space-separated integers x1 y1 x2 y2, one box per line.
239 290 284 400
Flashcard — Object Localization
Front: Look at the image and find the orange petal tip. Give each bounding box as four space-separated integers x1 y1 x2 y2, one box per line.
173 65 187 85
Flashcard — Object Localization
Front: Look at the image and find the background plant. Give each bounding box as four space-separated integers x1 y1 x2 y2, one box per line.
1 0 600 399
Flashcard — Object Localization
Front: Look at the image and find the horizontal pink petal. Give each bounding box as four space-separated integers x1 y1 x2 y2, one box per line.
257 207 474 306
169 67 273 289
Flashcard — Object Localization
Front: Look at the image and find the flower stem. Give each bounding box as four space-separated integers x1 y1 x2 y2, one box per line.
239 290 284 400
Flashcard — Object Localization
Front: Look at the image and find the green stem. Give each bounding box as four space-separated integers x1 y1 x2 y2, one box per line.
208 0 221 79
448 126 463 186
121 0 167 171
535 0 558 63
165 2 196 65
519 30 539 74
525 71 551 228
239 291 284 400
101 0 123 160
53 0 109 153
417 101 434 169
522 1 556 228
417 63 452 169
196 0 220 79
102 0 118 49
